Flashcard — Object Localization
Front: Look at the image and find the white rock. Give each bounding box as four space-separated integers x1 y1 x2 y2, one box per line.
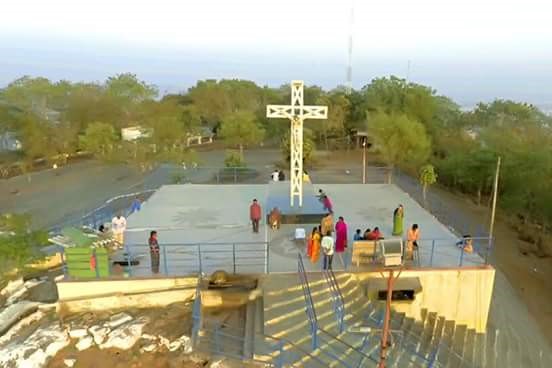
0 310 44 345
168 339 182 352
210 360 226 368
69 328 89 339
141 333 157 341
158 335 171 349
89 325 110 345
0 322 70 368
64 358 77 367
106 312 133 328
179 335 192 354
76 336 94 351
100 320 148 350
55 274 65 282
140 343 158 353
0 278 24 297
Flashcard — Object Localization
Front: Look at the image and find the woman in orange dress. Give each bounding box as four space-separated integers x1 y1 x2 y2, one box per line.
310 226 322 263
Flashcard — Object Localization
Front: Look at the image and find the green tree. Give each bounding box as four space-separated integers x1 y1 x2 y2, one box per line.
368 112 431 183
80 122 117 159
313 92 351 149
219 111 265 160
419 164 438 204
0 213 48 274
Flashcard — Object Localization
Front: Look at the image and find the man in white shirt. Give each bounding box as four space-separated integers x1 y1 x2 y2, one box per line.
111 214 127 245
271 170 280 182
321 231 335 270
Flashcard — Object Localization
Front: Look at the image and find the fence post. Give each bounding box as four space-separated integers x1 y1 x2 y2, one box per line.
232 243 236 274
485 237 493 264
459 244 465 267
61 247 68 279
93 249 100 279
163 245 169 275
265 242 269 274
430 240 435 267
198 244 203 274
214 324 221 353
125 245 132 277
233 167 237 183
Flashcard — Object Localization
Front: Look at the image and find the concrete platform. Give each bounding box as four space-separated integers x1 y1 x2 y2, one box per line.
123 184 485 276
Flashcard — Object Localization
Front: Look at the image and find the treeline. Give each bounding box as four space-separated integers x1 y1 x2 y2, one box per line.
1 74 551 226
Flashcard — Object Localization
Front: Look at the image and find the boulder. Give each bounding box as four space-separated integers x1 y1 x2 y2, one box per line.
69 328 89 339
99 318 148 350
0 322 70 368
76 336 94 351
0 301 40 336
106 312 133 329
89 325 110 345
64 358 77 367
140 343 158 353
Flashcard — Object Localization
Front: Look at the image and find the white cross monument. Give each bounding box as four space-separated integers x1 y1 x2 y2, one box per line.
267 80 328 207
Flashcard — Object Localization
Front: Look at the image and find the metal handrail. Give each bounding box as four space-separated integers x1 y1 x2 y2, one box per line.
323 269 346 333
318 327 379 366
297 253 319 350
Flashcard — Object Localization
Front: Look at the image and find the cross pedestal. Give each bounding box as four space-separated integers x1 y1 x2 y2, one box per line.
266 80 328 207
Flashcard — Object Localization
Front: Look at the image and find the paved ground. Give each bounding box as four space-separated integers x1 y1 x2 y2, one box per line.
123 182 479 277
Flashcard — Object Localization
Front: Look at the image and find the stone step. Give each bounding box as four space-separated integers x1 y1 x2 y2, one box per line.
265 284 362 337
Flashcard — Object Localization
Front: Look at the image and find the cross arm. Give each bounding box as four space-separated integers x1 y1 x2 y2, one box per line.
267 105 293 119
301 106 328 119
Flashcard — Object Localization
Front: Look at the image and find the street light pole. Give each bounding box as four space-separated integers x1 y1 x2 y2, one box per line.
488 156 501 249
362 139 366 184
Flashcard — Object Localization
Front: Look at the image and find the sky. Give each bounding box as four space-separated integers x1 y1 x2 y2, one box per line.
1 0 551 106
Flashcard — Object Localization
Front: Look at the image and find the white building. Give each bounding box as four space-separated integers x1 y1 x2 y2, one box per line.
0 132 22 152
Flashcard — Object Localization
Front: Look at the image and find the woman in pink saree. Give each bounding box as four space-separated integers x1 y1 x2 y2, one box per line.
335 216 348 253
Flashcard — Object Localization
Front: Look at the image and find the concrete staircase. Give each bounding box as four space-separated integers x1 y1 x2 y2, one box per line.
262 272 552 367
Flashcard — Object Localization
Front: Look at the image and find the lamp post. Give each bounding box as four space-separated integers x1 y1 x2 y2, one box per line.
362 137 367 184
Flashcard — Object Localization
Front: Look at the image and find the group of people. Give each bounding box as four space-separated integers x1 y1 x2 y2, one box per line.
353 227 384 241
249 198 282 232
271 169 311 183
306 215 348 270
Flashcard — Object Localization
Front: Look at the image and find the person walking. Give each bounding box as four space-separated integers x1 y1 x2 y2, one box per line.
335 216 348 253
271 170 280 182
148 230 160 274
321 231 335 270
111 214 127 245
392 205 404 236
249 199 262 233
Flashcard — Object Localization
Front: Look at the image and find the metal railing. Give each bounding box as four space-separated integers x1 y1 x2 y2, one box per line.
122 241 269 277
50 189 156 234
298 253 319 350
322 269 345 334
414 236 493 268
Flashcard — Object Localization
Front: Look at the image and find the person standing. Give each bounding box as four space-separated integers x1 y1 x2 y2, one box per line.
321 213 333 236
310 226 322 264
111 214 127 245
321 231 335 270
335 216 348 253
249 199 262 233
271 170 280 182
149 230 160 274
406 224 420 260
130 196 142 214
392 205 404 236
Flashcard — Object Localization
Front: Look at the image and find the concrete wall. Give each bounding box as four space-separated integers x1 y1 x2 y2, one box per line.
57 277 197 313
354 266 495 333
